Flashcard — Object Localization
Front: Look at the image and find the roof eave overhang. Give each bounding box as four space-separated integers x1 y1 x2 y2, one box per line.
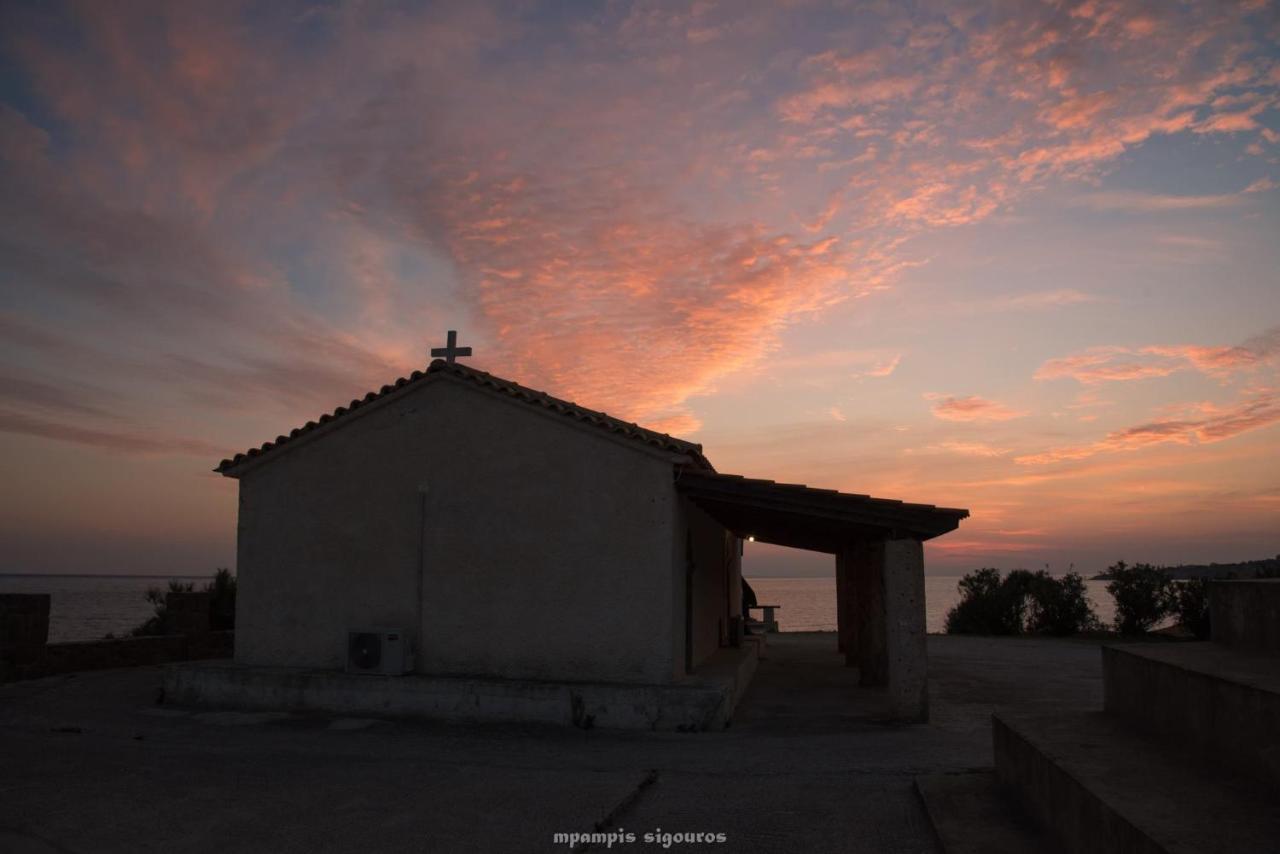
677 469 968 546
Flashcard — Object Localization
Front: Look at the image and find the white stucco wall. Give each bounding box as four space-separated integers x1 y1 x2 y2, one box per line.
232 375 686 684
674 496 739 672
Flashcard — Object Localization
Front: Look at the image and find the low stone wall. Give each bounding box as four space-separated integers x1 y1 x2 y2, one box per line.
1 588 234 682
1103 643 1280 794
165 591 212 635
1210 579 1280 652
0 594 51 658
3 631 233 682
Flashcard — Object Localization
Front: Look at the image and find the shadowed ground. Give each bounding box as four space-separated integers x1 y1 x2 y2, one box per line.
0 633 1103 854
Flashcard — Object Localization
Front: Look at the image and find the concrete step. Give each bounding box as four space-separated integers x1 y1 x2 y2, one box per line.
994 710 1280 854
914 771 1060 854
1102 642 1280 791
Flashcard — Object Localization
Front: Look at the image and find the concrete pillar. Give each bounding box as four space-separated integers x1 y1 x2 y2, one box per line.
835 548 857 658
882 538 928 722
844 538 929 722
850 540 887 682
835 552 847 654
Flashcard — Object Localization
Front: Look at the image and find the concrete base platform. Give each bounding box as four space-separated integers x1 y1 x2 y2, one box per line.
1103 642 1280 792
163 642 757 732
914 771 1059 854
994 711 1280 854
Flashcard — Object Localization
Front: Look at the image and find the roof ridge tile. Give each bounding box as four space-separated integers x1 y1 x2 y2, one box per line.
216 359 711 474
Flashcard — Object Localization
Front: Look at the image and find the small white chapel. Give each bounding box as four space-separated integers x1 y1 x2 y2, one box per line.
177 332 967 729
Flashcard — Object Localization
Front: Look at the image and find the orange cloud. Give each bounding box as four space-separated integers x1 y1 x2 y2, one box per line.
1036 328 1280 384
1016 394 1280 465
907 441 1010 458
927 394 1029 423
934 440 1009 457
1035 347 1185 383
768 349 902 380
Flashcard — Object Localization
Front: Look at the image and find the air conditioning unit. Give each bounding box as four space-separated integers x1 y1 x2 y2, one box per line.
346 628 414 675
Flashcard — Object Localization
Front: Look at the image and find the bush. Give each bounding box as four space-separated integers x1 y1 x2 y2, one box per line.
207 568 237 631
1026 570 1100 636
945 567 1099 636
945 568 1026 635
1104 561 1172 635
130 580 195 637
126 569 236 637
1169 578 1211 639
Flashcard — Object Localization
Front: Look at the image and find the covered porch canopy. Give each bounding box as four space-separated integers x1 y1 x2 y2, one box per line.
677 470 968 722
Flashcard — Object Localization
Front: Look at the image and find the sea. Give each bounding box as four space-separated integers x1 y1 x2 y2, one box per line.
1 573 1120 642
0 574 217 642
748 575 1120 634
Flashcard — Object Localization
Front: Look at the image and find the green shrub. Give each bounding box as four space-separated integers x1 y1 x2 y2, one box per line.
945 567 1099 636
1104 561 1172 635
1026 570 1100 636
945 568 1026 635
1169 578 1211 639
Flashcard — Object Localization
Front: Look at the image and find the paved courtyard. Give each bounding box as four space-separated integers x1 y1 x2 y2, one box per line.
0 633 1104 853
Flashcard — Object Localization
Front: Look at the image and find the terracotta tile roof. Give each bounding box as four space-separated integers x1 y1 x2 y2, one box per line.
676 470 968 543
215 359 713 475
684 472 970 516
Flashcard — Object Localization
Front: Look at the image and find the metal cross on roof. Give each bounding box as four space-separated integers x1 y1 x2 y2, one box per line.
430 330 473 364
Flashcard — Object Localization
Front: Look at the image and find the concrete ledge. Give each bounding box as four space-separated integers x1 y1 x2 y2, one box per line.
994 711 1280 854
3 632 234 682
1210 579 1280 653
164 642 757 731
1102 643 1280 793
914 771 1057 854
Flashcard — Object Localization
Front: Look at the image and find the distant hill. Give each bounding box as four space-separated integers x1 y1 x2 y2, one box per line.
1092 556 1280 580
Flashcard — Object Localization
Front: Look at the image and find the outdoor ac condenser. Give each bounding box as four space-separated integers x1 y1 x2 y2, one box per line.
346 628 414 675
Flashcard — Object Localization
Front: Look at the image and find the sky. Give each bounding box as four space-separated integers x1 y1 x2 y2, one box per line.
1 0 1277 578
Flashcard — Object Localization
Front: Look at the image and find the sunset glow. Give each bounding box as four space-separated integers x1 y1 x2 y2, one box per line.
1 1 1277 576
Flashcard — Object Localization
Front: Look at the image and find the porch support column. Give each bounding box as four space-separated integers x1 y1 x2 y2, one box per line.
835 548 855 656
882 537 928 722
848 537 929 722
850 540 886 681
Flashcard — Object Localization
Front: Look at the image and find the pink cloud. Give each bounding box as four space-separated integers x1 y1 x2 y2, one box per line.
909 440 1009 458
927 394 1029 423
9 0 1267 443
770 350 902 378
974 289 1099 312
1036 328 1280 384
0 0 1276 497
0 410 225 457
1035 347 1186 384
1016 394 1280 465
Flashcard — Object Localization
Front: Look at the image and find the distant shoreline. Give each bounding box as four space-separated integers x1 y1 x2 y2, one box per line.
1089 557 1279 581
0 573 220 579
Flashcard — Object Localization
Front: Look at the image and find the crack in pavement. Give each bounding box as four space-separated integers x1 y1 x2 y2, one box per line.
573 768 660 853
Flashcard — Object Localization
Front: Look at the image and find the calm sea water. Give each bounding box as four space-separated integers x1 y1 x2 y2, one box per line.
748 575 1119 634
1 573 1119 642
0 575 216 642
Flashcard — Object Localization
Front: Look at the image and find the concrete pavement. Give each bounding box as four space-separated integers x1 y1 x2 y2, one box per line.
0 633 1104 854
